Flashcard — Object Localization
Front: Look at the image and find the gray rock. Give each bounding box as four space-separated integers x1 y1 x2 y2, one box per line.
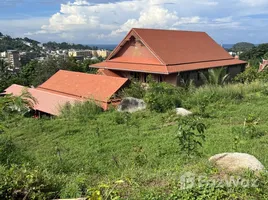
118 97 146 113
209 153 265 172
176 108 193 116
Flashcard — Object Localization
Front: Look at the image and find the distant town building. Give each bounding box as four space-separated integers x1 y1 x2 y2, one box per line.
0 51 7 58
68 50 92 58
96 49 111 58
7 50 21 71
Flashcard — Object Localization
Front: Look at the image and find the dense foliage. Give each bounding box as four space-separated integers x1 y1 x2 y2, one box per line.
43 41 99 51
0 35 41 52
239 43 268 69
231 42 255 52
0 80 268 198
145 81 182 112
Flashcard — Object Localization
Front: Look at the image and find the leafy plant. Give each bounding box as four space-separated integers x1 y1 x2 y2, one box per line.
86 180 124 200
0 164 63 200
60 100 102 122
121 80 146 99
176 118 206 157
242 114 264 139
0 89 37 117
145 81 181 113
199 67 229 85
234 66 259 83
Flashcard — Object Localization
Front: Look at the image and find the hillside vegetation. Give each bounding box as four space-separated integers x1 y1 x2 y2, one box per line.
1 75 268 199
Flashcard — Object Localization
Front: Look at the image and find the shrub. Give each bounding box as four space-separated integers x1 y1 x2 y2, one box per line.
60 100 103 122
235 66 259 83
121 81 146 99
145 82 181 113
176 118 206 157
185 84 245 109
0 164 63 200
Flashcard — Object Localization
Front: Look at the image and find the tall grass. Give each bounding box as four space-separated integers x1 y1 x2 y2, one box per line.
184 81 267 108
59 100 103 122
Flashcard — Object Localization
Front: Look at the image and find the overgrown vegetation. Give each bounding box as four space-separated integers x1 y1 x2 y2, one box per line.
1 71 268 198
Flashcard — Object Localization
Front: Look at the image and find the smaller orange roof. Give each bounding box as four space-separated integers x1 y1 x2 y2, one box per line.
3 84 82 116
38 70 128 103
97 69 121 77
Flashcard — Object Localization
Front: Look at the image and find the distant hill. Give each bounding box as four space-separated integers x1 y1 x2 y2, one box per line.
0 33 41 52
0 32 110 52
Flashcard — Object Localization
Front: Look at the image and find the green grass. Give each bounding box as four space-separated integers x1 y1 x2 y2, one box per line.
1 81 268 199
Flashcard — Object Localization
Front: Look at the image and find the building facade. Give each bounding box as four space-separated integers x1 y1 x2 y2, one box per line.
91 28 247 86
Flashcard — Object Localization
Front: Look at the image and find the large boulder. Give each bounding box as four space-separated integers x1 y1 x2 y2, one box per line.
209 153 265 173
118 97 146 113
176 108 193 116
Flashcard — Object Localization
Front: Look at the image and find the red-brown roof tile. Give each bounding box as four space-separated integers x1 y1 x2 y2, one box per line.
93 59 246 74
3 84 82 116
167 59 247 73
93 28 246 74
132 28 233 65
38 70 128 102
97 69 121 77
94 62 168 74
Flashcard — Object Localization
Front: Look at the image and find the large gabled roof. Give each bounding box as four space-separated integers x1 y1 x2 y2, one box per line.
38 70 128 103
92 28 246 74
131 28 233 65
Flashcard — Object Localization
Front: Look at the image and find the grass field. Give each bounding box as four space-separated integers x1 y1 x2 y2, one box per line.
1 81 268 199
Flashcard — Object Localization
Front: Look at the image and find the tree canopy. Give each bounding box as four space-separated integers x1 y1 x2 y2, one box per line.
240 44 268 60
231 42 255 52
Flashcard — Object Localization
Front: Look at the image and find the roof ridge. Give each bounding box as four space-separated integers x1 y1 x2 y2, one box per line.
132 28 205 33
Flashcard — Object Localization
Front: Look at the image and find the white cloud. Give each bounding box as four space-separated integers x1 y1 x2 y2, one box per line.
3 0 268 43
111 5 179 35
240 0 268 6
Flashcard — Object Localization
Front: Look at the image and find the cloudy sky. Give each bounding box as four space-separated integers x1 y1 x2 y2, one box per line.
1 0 268 44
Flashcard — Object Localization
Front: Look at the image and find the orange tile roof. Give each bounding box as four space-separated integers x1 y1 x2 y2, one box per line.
97 69 121 77
93 59 246 74
3 84 82 116
92 28 247 74
132 28 233 65
94 61 168 74
38 70 128 102
167 59 247 73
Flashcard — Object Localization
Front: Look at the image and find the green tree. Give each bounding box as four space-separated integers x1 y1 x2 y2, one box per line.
240 43 268 61
0 89 37 117
263 52 268 60
145 81 182 113
0 60 12 92
232 42 255 52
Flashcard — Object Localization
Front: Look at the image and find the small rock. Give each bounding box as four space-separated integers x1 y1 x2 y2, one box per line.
209 153 265 173
118 97 146 113
176 108 193 116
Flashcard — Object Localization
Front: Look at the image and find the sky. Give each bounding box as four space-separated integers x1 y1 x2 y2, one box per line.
1 0 268 44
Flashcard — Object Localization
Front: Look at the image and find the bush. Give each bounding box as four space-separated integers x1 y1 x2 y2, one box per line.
60 100 103 122
145 82 181 113
235 66 259 83
0 164 63 200
185 84 245 109
121 81 146 99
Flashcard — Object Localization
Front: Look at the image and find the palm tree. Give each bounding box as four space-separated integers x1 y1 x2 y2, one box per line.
0 88 37 116
199 67 229 85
